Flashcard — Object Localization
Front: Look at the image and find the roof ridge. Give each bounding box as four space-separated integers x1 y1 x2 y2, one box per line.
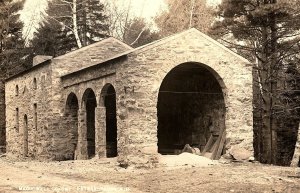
129 28 249 63
189 28 250 63
131 29 194 54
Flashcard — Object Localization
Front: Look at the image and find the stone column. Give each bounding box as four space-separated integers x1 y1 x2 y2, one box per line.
116 100 130 167
76 108 88 160
95 106 106 158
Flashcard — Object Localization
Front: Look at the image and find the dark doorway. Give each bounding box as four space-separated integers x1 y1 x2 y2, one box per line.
101 84 118 158
157 63 226 155
83 89 97 158
65 92 79 160
23 114 28 157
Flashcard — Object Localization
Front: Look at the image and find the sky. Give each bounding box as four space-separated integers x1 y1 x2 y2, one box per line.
20 0 221 42
114 0 168 20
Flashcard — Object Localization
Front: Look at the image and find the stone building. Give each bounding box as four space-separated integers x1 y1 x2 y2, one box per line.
0 50 32 153
5 29 253 166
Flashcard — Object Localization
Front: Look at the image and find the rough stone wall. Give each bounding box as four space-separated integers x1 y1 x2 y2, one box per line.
0 62 31 153
4 38 131 160
53 59 121 160
4 30 253 166
5 63 53 159
116 29 253 166
32 38 131 160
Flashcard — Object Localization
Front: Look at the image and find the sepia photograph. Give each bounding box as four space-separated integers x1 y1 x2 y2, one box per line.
0 0 299 192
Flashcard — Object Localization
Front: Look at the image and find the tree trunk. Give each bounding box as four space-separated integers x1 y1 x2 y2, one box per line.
259 25 273 164
291 124 300 167
189 0 195 28
258 0 278 164
82 0 88 46
72 0 82 48
269 10 278 165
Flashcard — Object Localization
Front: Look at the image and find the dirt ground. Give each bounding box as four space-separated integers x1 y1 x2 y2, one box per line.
0 155 300 193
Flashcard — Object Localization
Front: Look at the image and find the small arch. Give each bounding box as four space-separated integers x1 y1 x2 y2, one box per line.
82 88 97 158
65 92 79 160
100 84 118 158
23 114 28 157
66 92 79 112
15 85 19 96
33 78 37 90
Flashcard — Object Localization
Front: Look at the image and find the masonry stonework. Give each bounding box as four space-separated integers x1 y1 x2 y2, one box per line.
0 60 31 153
116 29 253 166
5 29 253 166
5 62 52 159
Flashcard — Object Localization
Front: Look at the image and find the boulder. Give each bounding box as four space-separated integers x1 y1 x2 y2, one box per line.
229 146 252 161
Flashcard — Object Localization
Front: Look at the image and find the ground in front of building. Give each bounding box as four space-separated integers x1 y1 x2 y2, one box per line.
0 155 299 193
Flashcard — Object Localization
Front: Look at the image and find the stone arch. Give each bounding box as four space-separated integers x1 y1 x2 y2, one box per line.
157 62 226 158
65 92 79 160
82 88 97 158
23 114 28 157
100 83 118 158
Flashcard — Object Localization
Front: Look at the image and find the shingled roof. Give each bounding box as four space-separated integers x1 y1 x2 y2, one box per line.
55 37 133 76
6 37 133 81
61 28 250 78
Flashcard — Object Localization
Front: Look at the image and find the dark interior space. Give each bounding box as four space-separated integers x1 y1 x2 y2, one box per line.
65 93 79 160
157 63 225 155
103 84 118 158
85 89 96 158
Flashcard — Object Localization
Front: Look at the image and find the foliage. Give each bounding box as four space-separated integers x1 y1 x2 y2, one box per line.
0 0 24 52
211 0 300 165
30 20 76 57
0 0 32 77
123 18 160 48
32 0 109 51
155 0 215 36
104 1 160 47
76 0 109 46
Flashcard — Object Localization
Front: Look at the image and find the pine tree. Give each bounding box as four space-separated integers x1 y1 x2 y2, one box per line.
0 0 31 75
211 0 300 165
46 0 109 49
77 0 109 46
30 20 76 57
0 0 24 52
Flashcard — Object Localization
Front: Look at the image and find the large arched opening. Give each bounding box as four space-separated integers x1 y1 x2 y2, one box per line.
157 62 226 158
100 84 118 158
82 88 97 158
65 92 79 160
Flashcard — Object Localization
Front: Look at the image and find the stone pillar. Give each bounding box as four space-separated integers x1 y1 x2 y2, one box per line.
76 108 88 160
117 99 130 167
95 107 106 158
